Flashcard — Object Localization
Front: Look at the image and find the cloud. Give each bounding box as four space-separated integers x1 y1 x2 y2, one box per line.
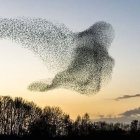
120 107 140 117
95 116 140 123
0 18 115 94
95 107 140 123
114 94 140 101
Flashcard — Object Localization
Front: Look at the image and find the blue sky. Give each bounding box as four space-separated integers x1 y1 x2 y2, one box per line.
0 0 140 61
0 0 140 30
0 0 140 119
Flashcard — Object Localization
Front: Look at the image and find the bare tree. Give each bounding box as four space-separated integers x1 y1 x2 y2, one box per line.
0 96 42 135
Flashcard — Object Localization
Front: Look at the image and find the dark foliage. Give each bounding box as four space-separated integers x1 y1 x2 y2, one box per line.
0 96 140 139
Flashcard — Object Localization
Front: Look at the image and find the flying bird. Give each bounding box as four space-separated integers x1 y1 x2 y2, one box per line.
0 18 115 94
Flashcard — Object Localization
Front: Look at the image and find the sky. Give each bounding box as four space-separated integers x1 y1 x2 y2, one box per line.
0 0 140 121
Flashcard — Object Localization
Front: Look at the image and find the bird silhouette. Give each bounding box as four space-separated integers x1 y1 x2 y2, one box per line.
0 18 115 94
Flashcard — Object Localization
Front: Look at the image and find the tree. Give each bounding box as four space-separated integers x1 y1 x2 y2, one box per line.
0 96 42 135
29 106 67 137
0 96 13 135
131 120 138 132
81 113 92 135
73 115 82 136
63 114 73 136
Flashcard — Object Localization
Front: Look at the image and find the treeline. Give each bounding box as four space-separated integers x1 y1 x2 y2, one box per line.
0 96 140 139
0 96 41 135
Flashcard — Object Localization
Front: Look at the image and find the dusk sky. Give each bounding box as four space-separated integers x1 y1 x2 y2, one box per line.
0 0 140 121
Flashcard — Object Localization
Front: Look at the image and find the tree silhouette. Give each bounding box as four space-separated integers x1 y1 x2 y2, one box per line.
73 115 82 136
131 120 138 132
63 114 73 136
29 106 69 137
0 95 140 139
0 96 41 135
80 113 92 136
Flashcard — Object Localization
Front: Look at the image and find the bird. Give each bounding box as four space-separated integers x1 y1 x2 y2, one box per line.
0 18 115 94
